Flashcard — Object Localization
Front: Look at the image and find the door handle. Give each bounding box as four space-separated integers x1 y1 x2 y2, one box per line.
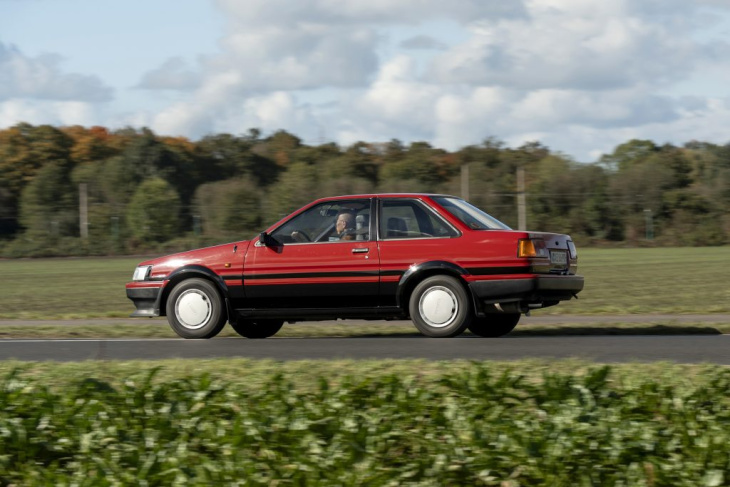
352 248 369 254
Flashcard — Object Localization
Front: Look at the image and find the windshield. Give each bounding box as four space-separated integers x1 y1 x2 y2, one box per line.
432 197 511 230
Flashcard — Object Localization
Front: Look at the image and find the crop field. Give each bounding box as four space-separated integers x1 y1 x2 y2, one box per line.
1 359 729 485
0 246 729 320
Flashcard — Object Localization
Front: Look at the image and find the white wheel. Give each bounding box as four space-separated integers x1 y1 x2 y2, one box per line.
409 275 472 337
165 278 227 339
175 289 213 330
418 286 459 328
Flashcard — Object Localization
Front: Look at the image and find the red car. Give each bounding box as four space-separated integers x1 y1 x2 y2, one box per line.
126 194 583 338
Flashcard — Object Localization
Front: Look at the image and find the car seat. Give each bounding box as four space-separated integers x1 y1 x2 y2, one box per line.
355 213 369 240
386 217 408 238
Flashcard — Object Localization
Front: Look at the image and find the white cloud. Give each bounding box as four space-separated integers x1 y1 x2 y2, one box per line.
215 0 525 26
137 57 201 91
0 99 98 127
138 0 528 138
428 0 725 91
400 35 448 50
0 43 112 102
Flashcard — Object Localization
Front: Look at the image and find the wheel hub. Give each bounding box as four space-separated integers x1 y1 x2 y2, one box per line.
419 286 458 328
175 290 212 330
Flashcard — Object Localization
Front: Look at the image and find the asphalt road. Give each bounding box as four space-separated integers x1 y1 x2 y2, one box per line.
1 334 728 363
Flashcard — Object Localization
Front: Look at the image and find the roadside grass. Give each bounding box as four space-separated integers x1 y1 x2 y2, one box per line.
562 247 730 315
0 357 722 394
0 247 728 320
0 319 726 339
1 359 729 485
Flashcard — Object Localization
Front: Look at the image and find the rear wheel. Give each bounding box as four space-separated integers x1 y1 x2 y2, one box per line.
409 275 472 337
230 320 284 339
166 278 227 339
468 313 520 337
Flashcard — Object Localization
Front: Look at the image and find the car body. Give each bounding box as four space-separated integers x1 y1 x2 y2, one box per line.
126 194 584 338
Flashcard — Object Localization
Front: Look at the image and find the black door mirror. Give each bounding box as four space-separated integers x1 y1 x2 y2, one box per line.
258 231 269 246
259 231 281 248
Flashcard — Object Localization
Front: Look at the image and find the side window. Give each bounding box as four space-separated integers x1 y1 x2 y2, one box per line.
380 199 458 239
271 199 371 244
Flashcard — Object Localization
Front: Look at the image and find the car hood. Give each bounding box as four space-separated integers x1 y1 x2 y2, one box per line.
138 240 250 280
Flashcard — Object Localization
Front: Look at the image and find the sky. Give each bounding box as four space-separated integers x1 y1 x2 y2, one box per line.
2 0 730 162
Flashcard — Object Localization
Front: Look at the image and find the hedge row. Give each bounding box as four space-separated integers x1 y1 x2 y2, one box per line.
1 365 729 486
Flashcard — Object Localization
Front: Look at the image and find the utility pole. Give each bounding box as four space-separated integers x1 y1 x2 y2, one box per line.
644 209 654 240
461 163 470 201
79 183 88 239
516 167 526 230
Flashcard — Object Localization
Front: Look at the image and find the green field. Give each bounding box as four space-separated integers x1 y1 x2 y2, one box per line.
1 360 729 485
0 247 728 320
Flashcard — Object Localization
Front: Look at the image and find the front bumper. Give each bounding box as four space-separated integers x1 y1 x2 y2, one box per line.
126 284 164 317
469 275 584 304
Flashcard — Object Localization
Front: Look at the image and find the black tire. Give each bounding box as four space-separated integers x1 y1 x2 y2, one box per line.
468 313 520 337
165 278 227 339
230 320 284 339
409 275 472 337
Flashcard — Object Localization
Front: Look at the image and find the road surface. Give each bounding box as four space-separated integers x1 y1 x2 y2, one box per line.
0 334 728 363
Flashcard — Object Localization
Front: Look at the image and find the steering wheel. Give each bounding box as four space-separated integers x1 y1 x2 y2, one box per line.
291 230 311 242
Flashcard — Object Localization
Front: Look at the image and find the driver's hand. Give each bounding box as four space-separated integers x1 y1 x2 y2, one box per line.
291 231 306 242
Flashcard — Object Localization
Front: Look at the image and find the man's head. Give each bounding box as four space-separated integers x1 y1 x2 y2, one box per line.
336 211 355 234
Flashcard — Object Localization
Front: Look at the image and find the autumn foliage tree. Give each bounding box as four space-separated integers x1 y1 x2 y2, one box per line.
0 123 728 257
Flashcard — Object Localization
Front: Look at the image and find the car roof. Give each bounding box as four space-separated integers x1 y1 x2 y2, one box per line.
312 193 460 202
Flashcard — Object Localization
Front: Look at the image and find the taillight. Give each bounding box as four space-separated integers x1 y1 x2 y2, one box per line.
518 238 548 258
567 240 577 259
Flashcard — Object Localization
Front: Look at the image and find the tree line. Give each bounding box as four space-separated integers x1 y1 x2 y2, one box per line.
0 123 728 257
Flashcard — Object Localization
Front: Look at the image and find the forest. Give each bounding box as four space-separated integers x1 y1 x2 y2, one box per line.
0 122 728 257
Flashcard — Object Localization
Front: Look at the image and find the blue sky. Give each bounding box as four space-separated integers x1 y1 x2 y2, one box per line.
2 0 730 161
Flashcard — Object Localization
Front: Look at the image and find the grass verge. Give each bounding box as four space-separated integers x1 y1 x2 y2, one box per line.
1 359 729 485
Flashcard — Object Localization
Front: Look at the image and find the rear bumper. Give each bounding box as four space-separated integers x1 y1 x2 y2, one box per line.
468 275 584 303
126 284 164 317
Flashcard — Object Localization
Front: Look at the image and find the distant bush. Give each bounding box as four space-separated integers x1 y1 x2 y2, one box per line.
126 178 181 243
1 365 729 485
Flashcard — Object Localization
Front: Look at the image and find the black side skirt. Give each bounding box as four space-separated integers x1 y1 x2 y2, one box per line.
235 306 405 321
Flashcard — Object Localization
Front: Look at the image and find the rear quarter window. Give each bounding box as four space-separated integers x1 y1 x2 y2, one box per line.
380 199 459 239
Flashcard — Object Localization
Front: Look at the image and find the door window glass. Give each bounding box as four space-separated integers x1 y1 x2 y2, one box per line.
271 199 371 243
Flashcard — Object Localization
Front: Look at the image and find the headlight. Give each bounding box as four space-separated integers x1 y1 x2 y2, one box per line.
132 265 152 281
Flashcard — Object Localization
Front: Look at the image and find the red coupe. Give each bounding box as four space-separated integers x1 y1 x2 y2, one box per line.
126 194 584 338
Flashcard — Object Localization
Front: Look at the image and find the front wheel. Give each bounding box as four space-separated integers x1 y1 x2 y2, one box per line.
468 313 520 337
166 278 227 339
409 275 472 337
230 320 284 339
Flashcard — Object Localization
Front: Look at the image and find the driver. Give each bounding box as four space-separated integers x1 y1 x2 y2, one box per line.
290 209 357 243
333 211 355 241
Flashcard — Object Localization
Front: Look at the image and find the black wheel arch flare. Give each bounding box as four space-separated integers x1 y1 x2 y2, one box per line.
158 265 230 318
395 261 473 311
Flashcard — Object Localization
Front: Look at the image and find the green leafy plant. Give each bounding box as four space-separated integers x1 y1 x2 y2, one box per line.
1 364 729 485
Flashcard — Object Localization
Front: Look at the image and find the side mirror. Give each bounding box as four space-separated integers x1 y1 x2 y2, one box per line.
258 231 269 246
259 231 280 248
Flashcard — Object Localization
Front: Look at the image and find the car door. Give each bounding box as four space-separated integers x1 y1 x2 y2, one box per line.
242 198 379 311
